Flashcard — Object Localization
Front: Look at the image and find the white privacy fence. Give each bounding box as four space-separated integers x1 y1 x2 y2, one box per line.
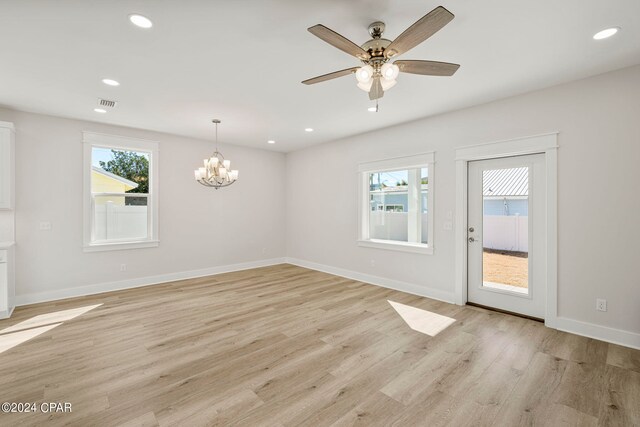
369 212 429 243
93 202 148 241
483 215 528 252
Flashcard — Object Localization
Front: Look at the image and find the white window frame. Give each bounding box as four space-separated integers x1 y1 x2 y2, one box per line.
358 153 435 254
83 132 159 252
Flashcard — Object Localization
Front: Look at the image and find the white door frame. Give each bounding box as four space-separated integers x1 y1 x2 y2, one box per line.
454 133 558 328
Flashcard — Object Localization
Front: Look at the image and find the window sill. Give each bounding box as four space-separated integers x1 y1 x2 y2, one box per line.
83 240 159 253
357 239 433 254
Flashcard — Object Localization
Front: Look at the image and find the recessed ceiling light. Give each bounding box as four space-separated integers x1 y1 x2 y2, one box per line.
267 140 276 144
102 78 120 87
304 128 314 132
94 108 107 114
368 106 377 112
593 27 619 40
129 14 153 29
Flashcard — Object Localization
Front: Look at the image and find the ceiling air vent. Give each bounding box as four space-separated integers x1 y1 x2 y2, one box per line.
97 98 118 109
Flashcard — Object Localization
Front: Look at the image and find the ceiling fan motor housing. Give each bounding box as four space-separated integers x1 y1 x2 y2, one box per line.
363 21 391 61
361 38 392 62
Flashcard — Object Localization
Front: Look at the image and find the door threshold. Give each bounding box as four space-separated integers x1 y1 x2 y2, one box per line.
466 302 544 323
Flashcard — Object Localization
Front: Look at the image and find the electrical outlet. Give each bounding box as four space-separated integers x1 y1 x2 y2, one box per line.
596 298 607 312
120 264 127 272
39 221 52 231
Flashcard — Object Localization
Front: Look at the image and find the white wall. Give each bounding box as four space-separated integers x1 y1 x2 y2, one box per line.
286 65 640 336
0 108 287 301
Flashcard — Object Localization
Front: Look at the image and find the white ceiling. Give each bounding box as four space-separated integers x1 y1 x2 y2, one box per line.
0 0 638 152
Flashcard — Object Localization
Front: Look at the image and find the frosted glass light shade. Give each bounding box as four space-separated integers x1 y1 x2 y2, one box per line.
356 65 374 83
380 78 397 91
357 80 373 92
381 63 399 80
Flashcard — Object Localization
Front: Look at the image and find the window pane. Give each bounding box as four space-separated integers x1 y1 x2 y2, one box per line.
91 147 149 195
367 167 433 245
420 167 429 244
93 195 148 242
91 147 151 244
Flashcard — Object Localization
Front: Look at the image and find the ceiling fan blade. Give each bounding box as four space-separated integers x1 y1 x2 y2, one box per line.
308 24 370 60
301 67 359 85
385 6 454 58
395 60 460 76
369 77 384 100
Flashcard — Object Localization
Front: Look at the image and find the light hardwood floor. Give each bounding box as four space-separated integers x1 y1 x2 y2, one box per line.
0 264 638 426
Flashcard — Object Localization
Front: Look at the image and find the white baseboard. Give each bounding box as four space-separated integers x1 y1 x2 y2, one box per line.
15 257 287 307
285 257 456 304
0 306 15 319
554 316 640 350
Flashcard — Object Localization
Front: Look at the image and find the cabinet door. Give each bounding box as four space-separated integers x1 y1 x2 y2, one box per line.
0 263 7 313
0 127 14 209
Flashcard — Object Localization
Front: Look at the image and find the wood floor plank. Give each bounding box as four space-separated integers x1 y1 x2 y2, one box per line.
0 264 637 426
607 343 640 374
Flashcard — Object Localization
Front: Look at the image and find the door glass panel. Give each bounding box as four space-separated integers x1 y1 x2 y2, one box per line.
482 167 529 294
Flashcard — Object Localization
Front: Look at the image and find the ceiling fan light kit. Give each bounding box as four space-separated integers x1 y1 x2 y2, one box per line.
302 6 460 102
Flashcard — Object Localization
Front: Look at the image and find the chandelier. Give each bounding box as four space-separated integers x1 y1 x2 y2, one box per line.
194 119 239 189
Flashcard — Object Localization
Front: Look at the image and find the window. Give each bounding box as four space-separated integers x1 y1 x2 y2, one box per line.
358 153 434 254
83 132 159 251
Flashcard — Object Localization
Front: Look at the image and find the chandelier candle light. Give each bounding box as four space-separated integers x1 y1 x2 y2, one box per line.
194 119 239 189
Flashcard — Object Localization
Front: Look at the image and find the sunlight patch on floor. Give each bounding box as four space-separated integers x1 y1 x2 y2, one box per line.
0 304 102 354
0 323 61 354
388 300 456 337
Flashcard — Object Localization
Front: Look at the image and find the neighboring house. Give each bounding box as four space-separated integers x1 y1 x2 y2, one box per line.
91 166 138 205
483 167 528 216
370 184 428 213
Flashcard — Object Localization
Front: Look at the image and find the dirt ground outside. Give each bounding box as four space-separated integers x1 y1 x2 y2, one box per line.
483 249 528 288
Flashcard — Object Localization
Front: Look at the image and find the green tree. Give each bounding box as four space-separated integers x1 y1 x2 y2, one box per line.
99 150 149 194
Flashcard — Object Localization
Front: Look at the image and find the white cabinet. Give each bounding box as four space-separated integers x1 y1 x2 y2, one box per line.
0 244 15 318
0 121 15 210
0 121 15 318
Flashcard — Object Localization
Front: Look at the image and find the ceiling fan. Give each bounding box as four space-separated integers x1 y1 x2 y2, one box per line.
302 6 460 101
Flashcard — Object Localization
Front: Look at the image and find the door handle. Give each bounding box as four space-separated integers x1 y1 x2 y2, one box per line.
468 237 477 243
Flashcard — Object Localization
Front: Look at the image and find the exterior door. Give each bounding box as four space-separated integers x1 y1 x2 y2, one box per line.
467 154 546 319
